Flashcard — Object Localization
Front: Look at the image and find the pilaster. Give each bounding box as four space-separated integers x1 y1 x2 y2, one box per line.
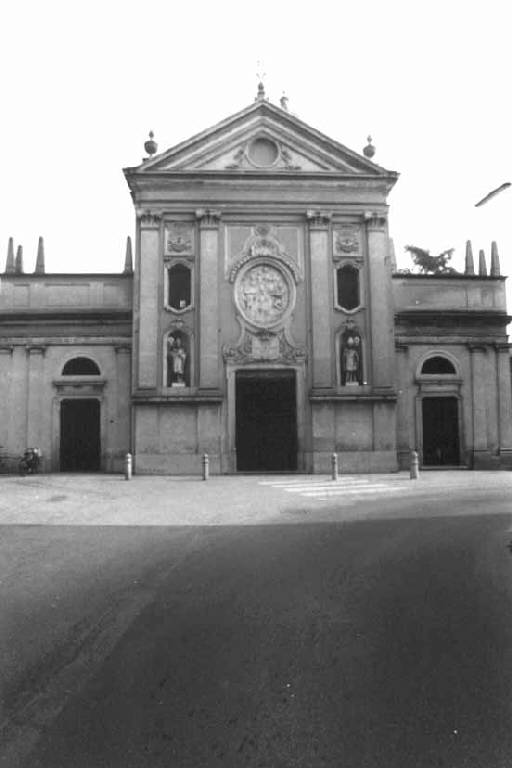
307 210 332 388
496 343 512 459
0 346 13 449
197 209 221 389
138 212 161 388
469 344 489 455
26 345 46 449
115 345 132 460
365 212 395 391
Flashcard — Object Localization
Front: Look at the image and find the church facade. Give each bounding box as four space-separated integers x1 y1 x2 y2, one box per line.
1 92 511 474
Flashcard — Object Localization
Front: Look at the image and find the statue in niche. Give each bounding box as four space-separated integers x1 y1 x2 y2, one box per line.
340 322 363 386
167 334 188 387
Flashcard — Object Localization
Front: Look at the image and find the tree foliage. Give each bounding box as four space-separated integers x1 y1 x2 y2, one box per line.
405 245 457 274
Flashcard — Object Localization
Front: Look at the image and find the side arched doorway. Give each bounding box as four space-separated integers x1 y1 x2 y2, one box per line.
60 399 101 471
416 354 463 467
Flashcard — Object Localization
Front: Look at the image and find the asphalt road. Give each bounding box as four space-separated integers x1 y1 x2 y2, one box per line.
2 489 512 767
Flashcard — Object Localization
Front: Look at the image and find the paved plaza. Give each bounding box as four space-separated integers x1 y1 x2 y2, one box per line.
1 471 512 767
1 469 511 526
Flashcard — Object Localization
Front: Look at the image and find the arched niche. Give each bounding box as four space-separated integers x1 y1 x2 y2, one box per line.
337 322 365 386
165 330 191 388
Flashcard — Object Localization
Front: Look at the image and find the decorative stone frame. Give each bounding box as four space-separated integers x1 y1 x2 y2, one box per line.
225 361 307 473
245 134 281 169
233 257 297 332
163 328 193 389
59 354 102 377
333 260 365 314
414 351 464 467
164 260 194 314
415 350 461 382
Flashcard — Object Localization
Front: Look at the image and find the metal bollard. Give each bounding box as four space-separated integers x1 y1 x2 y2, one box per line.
124 452 132 481
202 452 209 481
331 452 338 481
410 450 419 479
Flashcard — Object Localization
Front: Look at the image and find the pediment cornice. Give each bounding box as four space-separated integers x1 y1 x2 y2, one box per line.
124 100 398 186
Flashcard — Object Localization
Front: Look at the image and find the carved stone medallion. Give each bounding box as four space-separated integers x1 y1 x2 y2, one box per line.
235 263 293 328
165 223 194 256
334 227 360 258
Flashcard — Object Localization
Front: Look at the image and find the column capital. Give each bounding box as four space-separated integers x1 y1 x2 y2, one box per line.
195 209 222 228
467 343 488 353
26 344 46 356
364 211 388 231
115 344 131 355
306 210 332 229
0 345 14 355
138 210 162 229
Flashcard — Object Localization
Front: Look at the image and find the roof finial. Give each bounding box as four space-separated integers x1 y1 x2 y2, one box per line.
464 240 475 275
255 60 267 101
124 236 134 274
15 245 24 274
35 236 45 274
5 237 15 273
490 241 500 276
280 92 289 111
478 249 487 276
363 135 376 159
144 130 158 156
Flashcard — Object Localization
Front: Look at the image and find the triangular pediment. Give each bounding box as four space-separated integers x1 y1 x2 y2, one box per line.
133 100 396 179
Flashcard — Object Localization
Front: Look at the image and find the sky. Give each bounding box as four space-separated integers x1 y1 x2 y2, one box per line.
0 0 511 283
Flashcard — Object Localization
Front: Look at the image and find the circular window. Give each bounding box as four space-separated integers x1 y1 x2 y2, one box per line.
247 138 279 167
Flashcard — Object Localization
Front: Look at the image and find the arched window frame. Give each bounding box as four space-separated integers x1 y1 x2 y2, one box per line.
164 259 194 314
61 356 101 376
415 351 461 382
163 328 194 389
333 259 364 314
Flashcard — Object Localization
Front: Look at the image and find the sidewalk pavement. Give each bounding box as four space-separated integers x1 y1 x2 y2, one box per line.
1 470 511 527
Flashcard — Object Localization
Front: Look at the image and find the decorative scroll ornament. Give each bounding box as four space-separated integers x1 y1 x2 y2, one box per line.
225 141 302 171
223 326 306 364
229 225 302 284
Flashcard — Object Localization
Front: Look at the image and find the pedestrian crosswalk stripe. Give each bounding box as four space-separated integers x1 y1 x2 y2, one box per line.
281 483 389 492
259 477 410 502
259 479 374 487
302 486 407 497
